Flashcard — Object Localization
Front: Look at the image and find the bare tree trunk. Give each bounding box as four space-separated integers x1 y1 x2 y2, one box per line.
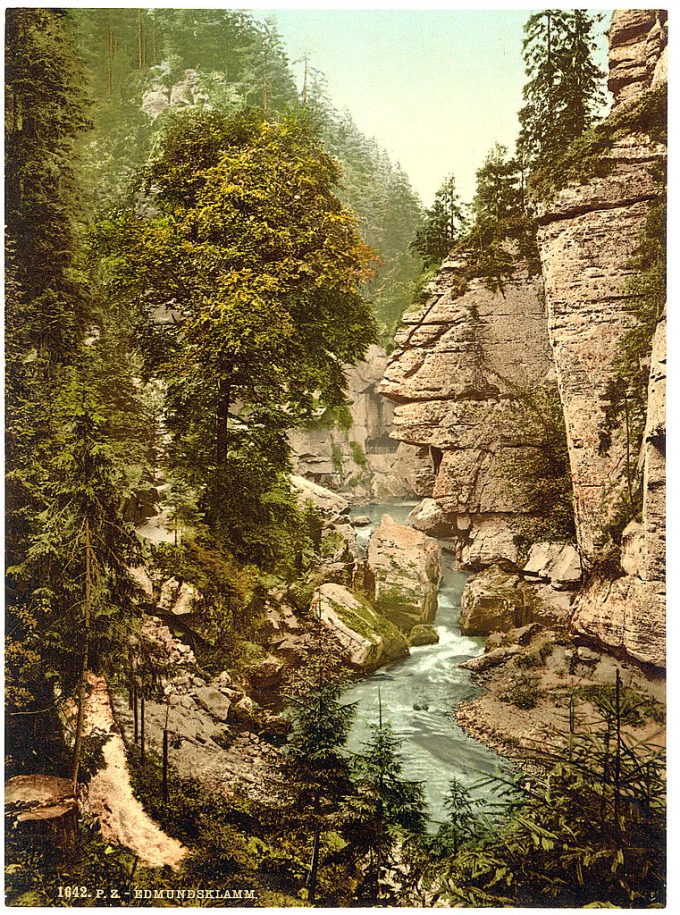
107 19 114 98
162 702 170 802
71 518 92 788
307 823 321 904
138 10 145 71
140 686 146 764
614 668 622 843
216 374 231 465
133 682 139 743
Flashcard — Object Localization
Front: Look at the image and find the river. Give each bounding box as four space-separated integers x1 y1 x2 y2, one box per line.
345 502 508 827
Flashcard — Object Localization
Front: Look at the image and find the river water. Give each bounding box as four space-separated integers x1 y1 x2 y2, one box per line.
345 503 508 827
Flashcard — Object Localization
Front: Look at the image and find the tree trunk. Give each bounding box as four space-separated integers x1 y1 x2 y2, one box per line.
133 682 139 743
307 824 321 904
138 10 145 71
71 518 92 788
216 375 231 465
162 704 170 803
107 19 114 98
140 689 146 764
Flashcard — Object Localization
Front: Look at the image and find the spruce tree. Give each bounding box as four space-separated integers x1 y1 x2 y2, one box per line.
282 676 355 903
5 8 90 360
18 355 141 784
518 10 604 168
411 174 466 267
344 701 427 903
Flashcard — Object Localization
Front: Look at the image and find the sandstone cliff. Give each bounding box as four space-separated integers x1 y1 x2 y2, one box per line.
536 10 666 667
290 344 433 501
379 260 559 567
381 10 666 669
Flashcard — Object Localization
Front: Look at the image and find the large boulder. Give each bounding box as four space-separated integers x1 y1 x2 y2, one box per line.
406 498 452 538
158 577 200 617
194 686 231 722
312 583 409 673
367 515 441 631
461 565 575 636
409 623 440 647
460 566 530 636
247 655 284 689
522 542 582 590
290 475 349 519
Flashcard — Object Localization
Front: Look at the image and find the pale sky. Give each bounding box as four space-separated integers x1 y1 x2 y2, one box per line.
256 9 612 206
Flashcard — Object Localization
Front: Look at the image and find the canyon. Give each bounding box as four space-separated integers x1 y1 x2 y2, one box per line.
379 8 667 670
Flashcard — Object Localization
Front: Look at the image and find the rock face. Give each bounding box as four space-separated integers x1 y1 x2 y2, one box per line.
523 542 582 590
367 515 441 631
570 310 666 668
312 582 409 672
535 13 666 667
158 577 200 618
380 261 557 567
289 345 433 501
142 65 210 121
536 15 666 565
460 567 530 636
460 564 575 637
290 474 349 519
608 10 668 112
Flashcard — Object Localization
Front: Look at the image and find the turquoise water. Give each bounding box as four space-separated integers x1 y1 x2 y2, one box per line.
345 505 508 826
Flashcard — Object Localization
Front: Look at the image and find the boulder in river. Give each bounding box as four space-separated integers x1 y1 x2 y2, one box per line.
406 498 452 538
312 582 409 673
290 475 349 519
367 515 441 632
409 623 440 647
460 566 530 636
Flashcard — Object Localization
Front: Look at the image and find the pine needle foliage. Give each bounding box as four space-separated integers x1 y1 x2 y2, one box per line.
439 677 665 907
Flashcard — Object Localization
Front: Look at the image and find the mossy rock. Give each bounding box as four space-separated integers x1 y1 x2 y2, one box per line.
313 583 409 672
409 624 440 647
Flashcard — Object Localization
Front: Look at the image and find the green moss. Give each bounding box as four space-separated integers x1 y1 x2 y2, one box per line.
320 530 344 558
331 441 345 476
326 591 408 661
348 440 368 469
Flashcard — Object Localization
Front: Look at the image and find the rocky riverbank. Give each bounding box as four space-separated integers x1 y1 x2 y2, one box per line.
456 623 665 763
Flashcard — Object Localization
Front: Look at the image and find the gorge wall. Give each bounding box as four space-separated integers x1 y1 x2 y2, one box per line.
380 262 558 568
537 9 666 668
289 344 433 502
381 10 667 668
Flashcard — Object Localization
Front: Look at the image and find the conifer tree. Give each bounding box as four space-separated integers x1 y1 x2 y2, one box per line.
283 676 355 903
471 144 523 229
435 778 482 856
411 174 465 267
18 355 141 784
344 700 427 903
5 8 90 361
518 10 604 168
